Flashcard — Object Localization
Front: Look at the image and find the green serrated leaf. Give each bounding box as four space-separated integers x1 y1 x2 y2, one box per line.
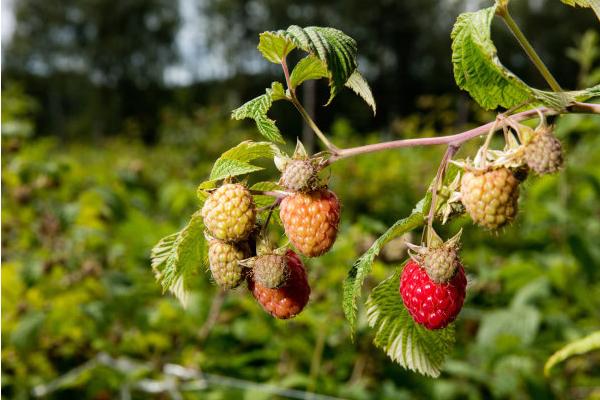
209 159 264 181
220 141 280 163
560 0 600 20
254 195 279 209
451 6 573 110
366 266 455 377
231 87 286 143
544 331 600 376
197 141 280 190
343 211 425 335
196 181 215 203
290 55 329 88
258 32 296 64
269 82 287 101
150 212 206 307
572 83 600 101
278 25 357 104
345 70 376 115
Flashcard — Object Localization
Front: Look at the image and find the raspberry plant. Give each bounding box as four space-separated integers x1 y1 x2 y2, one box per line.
152 0 600 377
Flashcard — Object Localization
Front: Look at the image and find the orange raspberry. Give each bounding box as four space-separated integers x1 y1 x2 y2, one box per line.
279 189 340 257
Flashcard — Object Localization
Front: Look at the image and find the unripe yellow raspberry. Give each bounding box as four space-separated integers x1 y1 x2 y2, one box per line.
460 167 519 229
202 183 256 242
208 240 250 289
523 126 563 175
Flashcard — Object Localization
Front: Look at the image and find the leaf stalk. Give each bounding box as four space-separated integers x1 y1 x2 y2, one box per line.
496 5 563 92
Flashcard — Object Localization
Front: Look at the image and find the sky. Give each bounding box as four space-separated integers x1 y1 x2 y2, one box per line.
2 0 15 44
164 0 230 85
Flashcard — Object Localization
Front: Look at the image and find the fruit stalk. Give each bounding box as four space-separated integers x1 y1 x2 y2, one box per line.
250 190 290 198
426 144 459 246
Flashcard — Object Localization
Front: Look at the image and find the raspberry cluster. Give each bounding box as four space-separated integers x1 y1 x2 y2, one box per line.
200 178 331 319
195 114 567 330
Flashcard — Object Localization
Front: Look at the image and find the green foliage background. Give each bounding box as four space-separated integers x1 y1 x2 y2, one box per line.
3 80 600 398
2 0 600 398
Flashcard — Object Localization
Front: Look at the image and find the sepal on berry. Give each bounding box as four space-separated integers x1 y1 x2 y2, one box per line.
242 253 290 288
248 250 310 319
437 172 464 224
276 139 325 192
406 229 462 283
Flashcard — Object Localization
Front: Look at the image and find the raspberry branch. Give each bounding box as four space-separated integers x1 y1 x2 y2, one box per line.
326 102 600 164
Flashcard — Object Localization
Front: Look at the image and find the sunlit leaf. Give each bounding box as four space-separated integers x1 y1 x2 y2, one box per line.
231 83 287 143
344 70 376 115
559 0 600 20
258 32 296 64
290 55 328 88
278 25 357 104
150 212 206 307
451 6 576 110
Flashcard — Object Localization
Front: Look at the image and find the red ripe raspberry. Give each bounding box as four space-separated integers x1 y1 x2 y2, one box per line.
248 250 310 319
279 189 340 257
399 260 466 330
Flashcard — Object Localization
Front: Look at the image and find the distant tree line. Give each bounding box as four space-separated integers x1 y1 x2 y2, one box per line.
3 0 596 142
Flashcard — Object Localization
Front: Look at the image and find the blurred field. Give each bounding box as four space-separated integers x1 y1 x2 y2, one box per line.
3 82 600 398
3 0 600 398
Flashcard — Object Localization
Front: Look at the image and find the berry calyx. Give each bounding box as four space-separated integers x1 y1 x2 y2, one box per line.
201 183 256 242
407 230 462 284
244 254 290 289
248 250 310 319
279 189 341 257
460 167 519 229
208 240 250 289
279 159 319 192
400 259 467 330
